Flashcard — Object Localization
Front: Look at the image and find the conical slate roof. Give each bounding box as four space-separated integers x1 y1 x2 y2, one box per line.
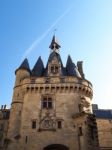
32 56 44 77
48 51 63 66
66 55 81 77
15 58 30 74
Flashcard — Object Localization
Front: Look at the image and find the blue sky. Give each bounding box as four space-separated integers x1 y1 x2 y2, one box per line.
0 0 112 109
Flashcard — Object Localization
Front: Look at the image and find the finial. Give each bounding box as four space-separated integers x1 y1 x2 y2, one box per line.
49 34 61 53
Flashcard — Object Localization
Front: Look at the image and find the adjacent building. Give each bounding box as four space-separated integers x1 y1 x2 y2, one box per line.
0 105 10 149
93 104 112 150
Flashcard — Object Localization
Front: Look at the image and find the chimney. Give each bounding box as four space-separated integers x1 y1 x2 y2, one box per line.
77 61 85 79
4 105 6 109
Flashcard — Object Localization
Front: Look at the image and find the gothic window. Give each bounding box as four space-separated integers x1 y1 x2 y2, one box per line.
51 65 59 74
42 96 53 109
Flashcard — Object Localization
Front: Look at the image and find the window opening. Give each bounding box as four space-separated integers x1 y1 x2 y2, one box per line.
58 121 62 129
25 136 28 143
32 121 36 129
42 96 53 109
79 127 83 136
51 65 59 74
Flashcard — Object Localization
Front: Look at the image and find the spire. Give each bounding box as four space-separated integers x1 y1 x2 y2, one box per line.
66 55 81 77
66 55 73 66
32 56 44 77
15 58 30 74
49 35 61 53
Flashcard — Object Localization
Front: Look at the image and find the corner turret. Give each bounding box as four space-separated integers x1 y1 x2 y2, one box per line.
15 58 30 86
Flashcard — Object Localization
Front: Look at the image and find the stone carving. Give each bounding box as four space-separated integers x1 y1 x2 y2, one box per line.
39 111 57 131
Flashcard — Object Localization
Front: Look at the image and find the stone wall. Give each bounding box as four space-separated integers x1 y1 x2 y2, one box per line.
96 119 112 150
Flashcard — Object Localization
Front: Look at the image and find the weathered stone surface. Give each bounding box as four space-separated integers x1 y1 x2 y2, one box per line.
96 119 112 150
0 36 99 150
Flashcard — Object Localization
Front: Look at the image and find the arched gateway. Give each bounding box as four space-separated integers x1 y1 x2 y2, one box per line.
44 144 69 150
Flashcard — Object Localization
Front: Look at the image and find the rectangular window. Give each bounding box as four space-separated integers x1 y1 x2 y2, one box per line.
51 66 54 73
42 96 53 109
51 65 59 74
79 127 83 136
32 121 36 129
58 121 62 129
25 136 28 143
43 98 47 108
48 98 52 108
55 66 58 73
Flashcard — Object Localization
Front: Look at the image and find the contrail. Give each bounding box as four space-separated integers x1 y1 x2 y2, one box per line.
21 5 73 60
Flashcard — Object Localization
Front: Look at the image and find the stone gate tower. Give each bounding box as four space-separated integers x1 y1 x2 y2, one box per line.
6 36 99 150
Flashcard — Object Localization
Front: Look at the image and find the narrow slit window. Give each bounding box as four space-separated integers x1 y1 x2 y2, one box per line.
25 136 28 143
79 127 83 136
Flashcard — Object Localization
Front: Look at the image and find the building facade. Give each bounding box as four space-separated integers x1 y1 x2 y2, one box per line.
93 104 112 150
0 105 10 150
0 36 99 150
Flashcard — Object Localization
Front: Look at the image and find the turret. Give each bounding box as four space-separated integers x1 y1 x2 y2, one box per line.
32 56 44 77
49 35 61 54
66 55 81 77
6 59 30 147
15 58 30 86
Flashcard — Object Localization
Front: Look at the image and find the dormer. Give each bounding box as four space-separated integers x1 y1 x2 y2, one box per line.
45 36 63 77
47 52 62 76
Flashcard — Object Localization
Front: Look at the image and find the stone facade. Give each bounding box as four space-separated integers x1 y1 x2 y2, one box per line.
0 106 10 150
0 36 99 150
93 105 112 150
